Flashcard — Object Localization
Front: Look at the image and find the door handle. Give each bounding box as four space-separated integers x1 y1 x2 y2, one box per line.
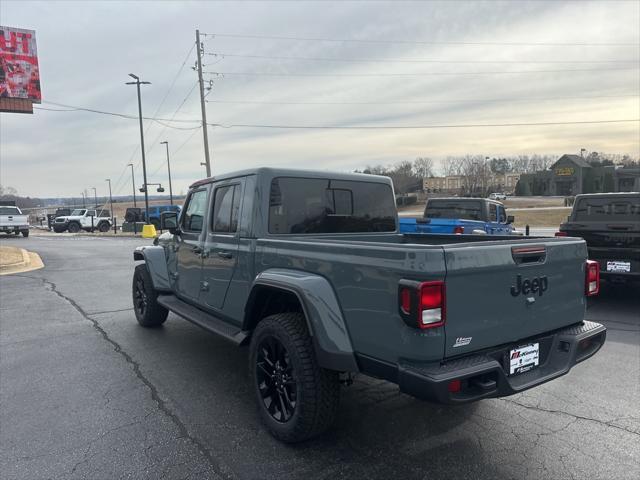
217 251 233 259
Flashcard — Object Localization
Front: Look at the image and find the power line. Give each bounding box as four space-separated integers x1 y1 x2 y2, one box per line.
206 51 640 65
201 32 640 47
40 101 200 124
207 119 640 130
204 67 638 78
206 93 640 106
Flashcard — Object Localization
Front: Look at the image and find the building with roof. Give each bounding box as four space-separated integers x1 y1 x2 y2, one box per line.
516 154 640 196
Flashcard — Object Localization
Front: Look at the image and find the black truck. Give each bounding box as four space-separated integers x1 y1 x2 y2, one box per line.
558 192 640 282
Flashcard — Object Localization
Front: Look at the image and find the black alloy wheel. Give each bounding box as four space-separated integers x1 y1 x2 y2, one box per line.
133 275 148 318
256 335 298 423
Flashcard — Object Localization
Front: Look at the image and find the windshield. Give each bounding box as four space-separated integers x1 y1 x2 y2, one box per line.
0 207 21 215
269 177 396 234
425 200 483 221
70 209 86 216
574 196 640 221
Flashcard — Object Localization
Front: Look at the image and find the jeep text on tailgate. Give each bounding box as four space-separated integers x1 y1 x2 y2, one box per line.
132 168 606 442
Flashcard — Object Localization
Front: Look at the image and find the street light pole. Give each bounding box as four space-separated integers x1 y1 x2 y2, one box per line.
91 187 98 209
127 163 137 208
126 73 151 224
81 192 86 208
160 141 173 205
105 178 114 225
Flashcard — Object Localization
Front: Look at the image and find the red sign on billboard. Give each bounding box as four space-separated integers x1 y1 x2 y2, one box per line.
0 26 41 103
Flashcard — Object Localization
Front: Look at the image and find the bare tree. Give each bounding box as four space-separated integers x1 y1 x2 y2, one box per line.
413 157 434 178
441 156 464 177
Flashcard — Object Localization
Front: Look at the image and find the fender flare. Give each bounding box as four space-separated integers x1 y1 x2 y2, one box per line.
247 269 359 373
133 246 172 292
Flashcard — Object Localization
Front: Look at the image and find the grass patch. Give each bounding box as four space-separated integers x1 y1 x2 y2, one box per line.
508 207 571 228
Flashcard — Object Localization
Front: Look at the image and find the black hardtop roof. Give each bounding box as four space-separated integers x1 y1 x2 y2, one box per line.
189 167 392 189
427 197 502 205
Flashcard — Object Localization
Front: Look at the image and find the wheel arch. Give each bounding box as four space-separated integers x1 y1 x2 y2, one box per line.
245 269 359 373
133 246 172 292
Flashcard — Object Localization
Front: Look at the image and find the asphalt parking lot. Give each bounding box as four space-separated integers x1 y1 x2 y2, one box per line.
1 235 638 480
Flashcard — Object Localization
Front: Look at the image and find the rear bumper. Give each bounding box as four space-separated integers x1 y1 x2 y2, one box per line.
0 225 28 232
357 320 606 404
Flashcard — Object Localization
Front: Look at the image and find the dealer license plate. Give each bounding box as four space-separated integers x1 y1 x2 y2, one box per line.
509 343 539 375
607 261 631 273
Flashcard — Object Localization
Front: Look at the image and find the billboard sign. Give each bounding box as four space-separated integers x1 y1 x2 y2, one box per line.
0 26 41 103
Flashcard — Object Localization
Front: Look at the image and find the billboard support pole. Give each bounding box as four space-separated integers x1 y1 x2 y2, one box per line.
196 29 211 177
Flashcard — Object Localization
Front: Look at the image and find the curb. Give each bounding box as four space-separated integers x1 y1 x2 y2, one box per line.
0 248 44 275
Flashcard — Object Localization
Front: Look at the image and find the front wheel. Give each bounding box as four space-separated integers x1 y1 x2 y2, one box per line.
249 312 340 443
132 264 168 327
21 230 29 237
67 222 80 233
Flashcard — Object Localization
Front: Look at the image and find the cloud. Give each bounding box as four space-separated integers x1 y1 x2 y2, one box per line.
0 0 638 197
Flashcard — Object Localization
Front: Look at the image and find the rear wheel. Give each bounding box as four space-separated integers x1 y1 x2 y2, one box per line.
98 221 110 232
249 312 340 443
21 230 29 238
132 264 168 327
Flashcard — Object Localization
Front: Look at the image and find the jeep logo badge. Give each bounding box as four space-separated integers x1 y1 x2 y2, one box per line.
511 274 548 297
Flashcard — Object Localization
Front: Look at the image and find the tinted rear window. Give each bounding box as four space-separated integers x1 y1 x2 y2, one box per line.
574 196 640 221
0 207 20 215
425 200 483 221
269 177 396 234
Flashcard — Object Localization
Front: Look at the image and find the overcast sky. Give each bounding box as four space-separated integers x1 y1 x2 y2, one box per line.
1 0 639 198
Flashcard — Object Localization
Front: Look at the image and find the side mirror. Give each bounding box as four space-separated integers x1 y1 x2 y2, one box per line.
160 211 179 234
507 215 515 224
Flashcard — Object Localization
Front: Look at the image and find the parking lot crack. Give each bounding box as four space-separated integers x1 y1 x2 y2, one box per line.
16 274 233 480
500 397 640 437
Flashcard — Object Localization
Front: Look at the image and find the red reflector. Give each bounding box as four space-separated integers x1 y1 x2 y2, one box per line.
453 226 464 235
448 379 461 393
585 260 600 296
555 231 568 237
400 287 411 314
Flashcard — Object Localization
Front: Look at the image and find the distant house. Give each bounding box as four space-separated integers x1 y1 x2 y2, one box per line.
516 154 640 196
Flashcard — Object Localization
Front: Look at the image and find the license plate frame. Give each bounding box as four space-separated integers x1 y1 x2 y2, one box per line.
606 261 631 273
509 342 540 376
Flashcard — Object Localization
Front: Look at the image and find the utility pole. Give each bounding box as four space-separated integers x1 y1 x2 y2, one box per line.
126 73 151 224
127 163 137 208
81 192 86 208
196 29 211 177
91 187 98 209
160 141 174 205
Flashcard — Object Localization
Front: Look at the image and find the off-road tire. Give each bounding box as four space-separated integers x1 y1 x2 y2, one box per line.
132 264 168 327
21 230 29 238
67 222 81 233
98 221 110 233
249 312 340 443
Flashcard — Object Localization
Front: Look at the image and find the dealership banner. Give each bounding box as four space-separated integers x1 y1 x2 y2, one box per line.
0 26 41 103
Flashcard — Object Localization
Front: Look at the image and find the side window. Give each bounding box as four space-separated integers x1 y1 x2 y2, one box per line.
211 185 241 233
489 203 498 222
498 206 507 223
182 189 207 232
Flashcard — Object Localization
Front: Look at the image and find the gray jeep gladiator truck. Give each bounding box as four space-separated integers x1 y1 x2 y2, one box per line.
132 168 606 442
558 192 639 283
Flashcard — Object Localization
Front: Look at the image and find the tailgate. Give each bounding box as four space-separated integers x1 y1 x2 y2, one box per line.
442 238 588 358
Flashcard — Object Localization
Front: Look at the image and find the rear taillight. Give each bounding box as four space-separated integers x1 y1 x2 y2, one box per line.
555 231 568 237
585 260 600 296
398 280 446 329
453 226 464 235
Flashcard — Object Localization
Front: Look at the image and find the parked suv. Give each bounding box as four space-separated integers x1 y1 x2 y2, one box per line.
132 168 605 442
53 209 111 233
558 192 639 282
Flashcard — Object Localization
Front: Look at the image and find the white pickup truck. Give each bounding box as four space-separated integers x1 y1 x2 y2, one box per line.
53 208 112 233
0 206 30 237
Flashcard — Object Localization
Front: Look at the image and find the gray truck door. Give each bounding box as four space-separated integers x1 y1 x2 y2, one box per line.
199 178 244 310
174 187 208 301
